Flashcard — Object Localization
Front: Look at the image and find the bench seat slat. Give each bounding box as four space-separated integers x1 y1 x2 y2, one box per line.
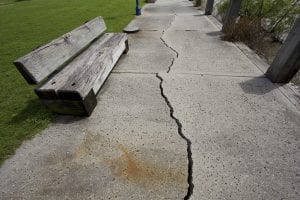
35 33 128 115
59 33 128 98
14 17 107 84
35 33 114 99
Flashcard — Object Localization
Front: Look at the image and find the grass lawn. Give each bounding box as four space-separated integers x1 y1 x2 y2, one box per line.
0 0 139 165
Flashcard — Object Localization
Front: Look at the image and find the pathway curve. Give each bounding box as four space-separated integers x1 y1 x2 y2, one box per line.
1 0 300 199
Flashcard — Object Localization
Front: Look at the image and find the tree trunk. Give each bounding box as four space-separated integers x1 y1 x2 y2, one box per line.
222 0 242 32
266 18 300 83
205 0 214 15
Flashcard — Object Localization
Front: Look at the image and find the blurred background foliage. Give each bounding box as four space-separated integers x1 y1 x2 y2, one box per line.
217 0 300 35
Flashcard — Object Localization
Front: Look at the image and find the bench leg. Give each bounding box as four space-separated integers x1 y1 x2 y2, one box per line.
38 90 97 116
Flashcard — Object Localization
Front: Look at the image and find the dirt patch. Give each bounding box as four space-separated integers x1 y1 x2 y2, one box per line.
42 131 188 194
108 144 187 188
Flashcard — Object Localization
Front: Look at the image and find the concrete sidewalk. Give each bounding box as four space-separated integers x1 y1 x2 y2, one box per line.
1 0 299 199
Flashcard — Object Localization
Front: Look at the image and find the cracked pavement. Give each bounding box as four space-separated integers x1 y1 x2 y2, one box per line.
1 0 300 199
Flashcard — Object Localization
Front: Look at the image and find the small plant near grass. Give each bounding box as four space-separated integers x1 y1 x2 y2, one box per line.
194 0 202 6
221 17 267 53
216 0 230 20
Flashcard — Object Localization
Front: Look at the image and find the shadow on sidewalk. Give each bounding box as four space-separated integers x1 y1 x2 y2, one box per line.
8 99 84 126
193 14 205 17
239 76 277 95
206 31 224 37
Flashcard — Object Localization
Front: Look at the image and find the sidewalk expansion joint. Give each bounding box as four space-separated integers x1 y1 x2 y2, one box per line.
112 71 156 75
156 73 194 200
179 72 267 78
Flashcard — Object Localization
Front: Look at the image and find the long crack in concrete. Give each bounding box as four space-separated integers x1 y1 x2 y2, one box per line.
156 73 194 200
160 15 179 73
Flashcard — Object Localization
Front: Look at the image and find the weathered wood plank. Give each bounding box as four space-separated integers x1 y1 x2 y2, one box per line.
59 33 128 99
14 17 107 84
40 90 97 116
36 33 127 98
35 33 114 99
35 33 128 115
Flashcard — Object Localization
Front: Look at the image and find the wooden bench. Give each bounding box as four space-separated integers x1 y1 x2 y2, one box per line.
14 17 128 116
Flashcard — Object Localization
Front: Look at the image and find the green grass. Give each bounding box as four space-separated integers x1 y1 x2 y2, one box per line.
0 0 138 165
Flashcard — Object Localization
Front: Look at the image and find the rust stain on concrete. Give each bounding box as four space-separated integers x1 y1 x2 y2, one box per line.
107 144 187 189
45 131 188 191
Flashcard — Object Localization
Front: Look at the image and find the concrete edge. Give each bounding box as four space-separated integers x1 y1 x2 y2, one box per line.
206 15 300 111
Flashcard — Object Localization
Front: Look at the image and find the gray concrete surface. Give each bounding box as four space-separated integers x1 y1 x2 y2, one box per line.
1 0 300 199
160 73 300 199
114 31 175 73
0 74 188 199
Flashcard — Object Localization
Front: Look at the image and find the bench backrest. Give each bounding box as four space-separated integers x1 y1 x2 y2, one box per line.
14 17 107 84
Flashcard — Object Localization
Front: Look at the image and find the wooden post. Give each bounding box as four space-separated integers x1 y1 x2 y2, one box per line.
222 0 242 32
266 18 300 83
205 0 214 15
